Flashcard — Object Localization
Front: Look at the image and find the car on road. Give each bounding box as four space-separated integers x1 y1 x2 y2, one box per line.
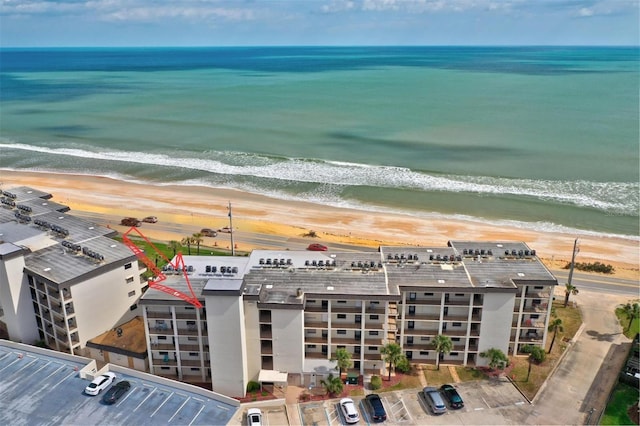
120 217 142 227
422 386 447 415
365 394 387 422
247 408 262 426
142 216 158 223
440 384 464 409
307 243 328 251
85 372 116 396
340 398 360 424
102 380 131 405
200 228 218 237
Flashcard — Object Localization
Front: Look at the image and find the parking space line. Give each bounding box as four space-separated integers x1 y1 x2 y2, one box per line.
134 387 156 411
115 385 136 407
48 368 76 391
188 404 206 426
168 397 190 423
150 391 174 417
481 397 491 408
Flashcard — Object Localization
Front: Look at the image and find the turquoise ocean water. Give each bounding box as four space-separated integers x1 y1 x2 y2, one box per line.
0 47 638 237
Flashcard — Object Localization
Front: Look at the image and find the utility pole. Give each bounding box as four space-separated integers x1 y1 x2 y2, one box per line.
228 201 235 256
567 238 579 287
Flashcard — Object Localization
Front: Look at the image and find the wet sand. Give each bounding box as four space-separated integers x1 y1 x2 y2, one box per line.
2 170 638 280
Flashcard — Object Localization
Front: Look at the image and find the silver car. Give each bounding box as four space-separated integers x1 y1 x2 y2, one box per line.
423 386 447 415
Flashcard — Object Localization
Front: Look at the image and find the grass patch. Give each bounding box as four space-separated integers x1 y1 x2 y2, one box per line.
509 301 582 400
348 388 365 397
455 366 487 382
600 382 639 425
422 365 453 386
377 373 422 393
614 301 640 339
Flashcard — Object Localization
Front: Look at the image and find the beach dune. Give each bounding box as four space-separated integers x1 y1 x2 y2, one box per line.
1 170 638 280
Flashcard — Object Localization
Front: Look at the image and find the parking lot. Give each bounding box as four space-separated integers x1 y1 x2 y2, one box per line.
296 378 530 425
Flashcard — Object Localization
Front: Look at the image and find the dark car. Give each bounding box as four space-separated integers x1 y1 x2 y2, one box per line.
440 384 464 409
200 228 217 237
120 217 142 227
365 394 387 422
102 380 131 405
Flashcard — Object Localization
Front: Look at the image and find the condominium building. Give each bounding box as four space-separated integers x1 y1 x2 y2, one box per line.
140 242 557 398
0 187 148 354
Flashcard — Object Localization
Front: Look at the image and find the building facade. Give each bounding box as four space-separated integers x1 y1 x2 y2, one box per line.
140 243 557 398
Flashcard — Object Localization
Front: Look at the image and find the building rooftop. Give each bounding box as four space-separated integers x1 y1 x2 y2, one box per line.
86 317 148 358
0 340 238 426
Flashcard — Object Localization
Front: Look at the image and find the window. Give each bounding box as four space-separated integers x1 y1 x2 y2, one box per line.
369 315 379 320
450 352 459 356
124 263 132 270
453 322 461 327
129 304 137 311
191 368 200 371
368 331 379 336
187 321 196 326
409 292 416 301
307 345 317 349
185 306 195 310
189 352 199 356
455 293 464 297
368 346 377 351
307 329 316 334
337 300 347 304
531 314 539 319
370 301 380 305
452 338 461 342
159 351 168 355
424 292 434 296
337 330 347 335
534 286 544 290
420 351 429 355
408 321 415 329
126 276 134 284
128 290 136 297
406 351 413 359
337 314 347 319
158 336 167 341
161 366 170 370
420 337 430 341
187 337 197 341
307 300 316 303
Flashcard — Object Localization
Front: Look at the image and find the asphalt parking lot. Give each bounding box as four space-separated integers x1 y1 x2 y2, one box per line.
296 378 529 425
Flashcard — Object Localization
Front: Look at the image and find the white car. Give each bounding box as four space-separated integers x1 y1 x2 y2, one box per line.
247 408 262 426
85 372 116 396
340 398 360 424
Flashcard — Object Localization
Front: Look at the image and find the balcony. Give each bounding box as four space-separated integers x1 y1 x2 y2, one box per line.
147 311 172 319
260 327 273 339
443 299 472 306
178 344 202 352
364 338 384 346
405 313 440 321
153 358 177 366
365 307 385 315
524 290 550 299
331 337 361 345
305 336 328 344
443 314 470 322
151 327 174 335
180 359 203 367
330 322 362 330
403 328 439 336
363 353 383 361
175 312 198 320
304 306 327 313
406 299 441 306
364 322 385 330
332 306 363 314
305 352 327 359
304 321 328 329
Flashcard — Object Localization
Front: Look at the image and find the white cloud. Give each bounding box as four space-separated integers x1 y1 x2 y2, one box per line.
578 7 594 17
321 0 356 13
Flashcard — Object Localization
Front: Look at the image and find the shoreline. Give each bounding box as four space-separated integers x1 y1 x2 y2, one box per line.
1 169 638 280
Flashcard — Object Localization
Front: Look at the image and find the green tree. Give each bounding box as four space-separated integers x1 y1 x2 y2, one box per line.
547 318 564 354
181 236 193 255
333 348 353 377
192 232 204 255
433 334 453 370
380 342 403 381
564 283 579 307
168 240 180 258
370 375 382 390
320 373 344 397
480 347 508 370
622 303 640 332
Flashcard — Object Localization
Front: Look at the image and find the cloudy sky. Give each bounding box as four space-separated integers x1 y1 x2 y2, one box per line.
1 0 638 47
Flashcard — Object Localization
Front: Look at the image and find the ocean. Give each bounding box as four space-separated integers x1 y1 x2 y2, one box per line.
0 46 638 238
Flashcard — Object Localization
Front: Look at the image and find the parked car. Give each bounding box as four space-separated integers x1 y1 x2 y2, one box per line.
307 243 328 251
365 394 387 422
339 397 360 424
246 408 262 426
440 384 464 409
218 226 233 233
120 217 142 227
200 228 218 237
422 386 447 415
102 380 131 405
85 372 116 396
142 216 158 223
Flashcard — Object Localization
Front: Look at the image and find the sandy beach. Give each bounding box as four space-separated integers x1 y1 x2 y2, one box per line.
1 170 638 280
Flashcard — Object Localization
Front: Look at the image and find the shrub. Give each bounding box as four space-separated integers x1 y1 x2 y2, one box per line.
529 346 546 363
247 380 260 393
564 261 614 274
395 357 411 374
370 375 382 390
520 344 534 354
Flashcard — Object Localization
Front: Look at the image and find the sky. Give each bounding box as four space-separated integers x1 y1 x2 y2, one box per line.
1 0 638 47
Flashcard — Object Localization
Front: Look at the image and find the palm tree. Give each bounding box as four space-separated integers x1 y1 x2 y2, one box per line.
622 303 640 332
432 334 453 370
564 283 579 307
547 318 564 353
480 347 508 370
380 342 403 381
181 236 193 255
333 348 352 378
320 373 344 397
192 232 204 255
168 240 180 258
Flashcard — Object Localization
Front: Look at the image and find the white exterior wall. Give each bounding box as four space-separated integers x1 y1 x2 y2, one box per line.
476 292 515 366
243 301 261 381
206 294 248 397
70 262 143 348
0 254 39 344
271 309 304 375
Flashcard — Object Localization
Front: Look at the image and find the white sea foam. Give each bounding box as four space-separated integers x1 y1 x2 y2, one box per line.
2 142 638 214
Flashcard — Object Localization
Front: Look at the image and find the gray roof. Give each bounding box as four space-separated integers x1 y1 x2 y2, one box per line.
0 340 238 426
